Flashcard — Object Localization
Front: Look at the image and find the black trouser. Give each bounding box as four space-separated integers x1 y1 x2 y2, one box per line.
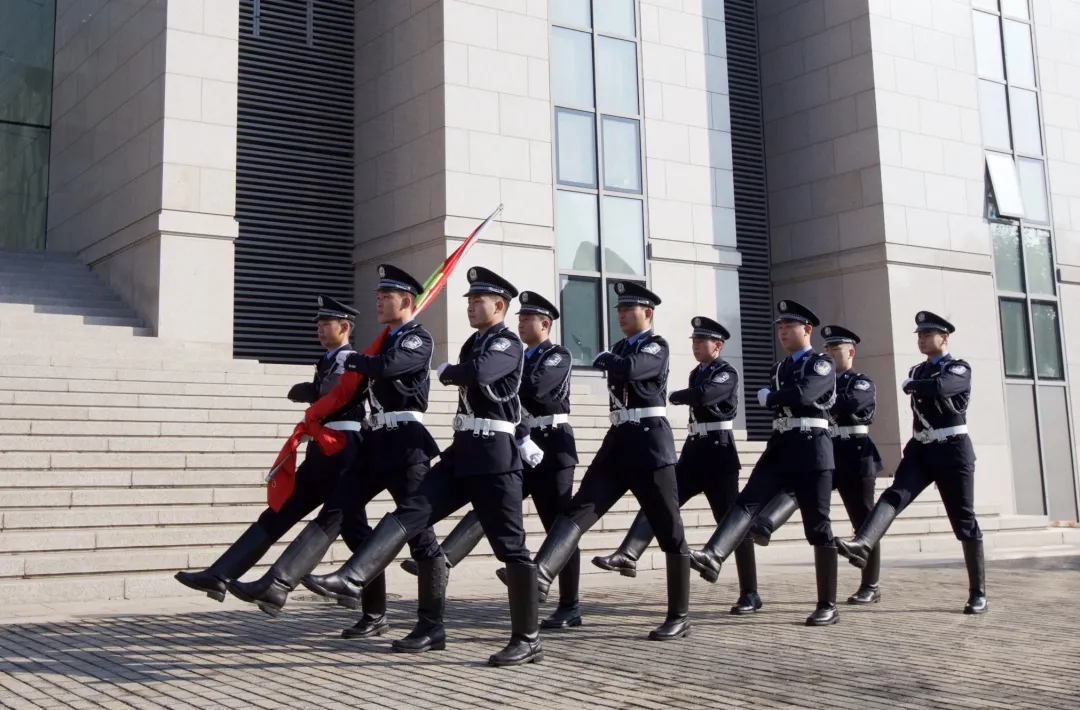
738 463 833 545
882 443 981 541
675 456 738 523
254 434 360 539
524 463 576 531
565 462 687 554
314 457 438 556
394 459 530 564
757 471 875 538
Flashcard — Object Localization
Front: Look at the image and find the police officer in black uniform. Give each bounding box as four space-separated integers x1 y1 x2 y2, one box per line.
227 266 440 635
528 282 692 641
173 296 365 602
591 316 762 614
689 300 840 626
836 311 987 614
399 291 583 629
300 267 544 666
748 325 884 604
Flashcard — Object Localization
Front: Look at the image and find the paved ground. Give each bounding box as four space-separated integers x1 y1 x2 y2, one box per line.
2 555 1080 710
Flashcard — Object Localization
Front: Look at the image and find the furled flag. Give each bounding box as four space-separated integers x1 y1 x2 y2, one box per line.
265 205 504 511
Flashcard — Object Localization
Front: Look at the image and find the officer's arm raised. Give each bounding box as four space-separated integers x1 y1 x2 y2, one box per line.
833 377 874 415
600 338 668 380
766 356 834 407
346 331 432 379
441 336 522 386
907 361 971 398
529 349 571 400
673 369 739 406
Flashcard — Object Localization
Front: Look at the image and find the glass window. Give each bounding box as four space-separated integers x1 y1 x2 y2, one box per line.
978 81 1012 151
602 196 646 275
992 222 1024 293
550 0 592 28
973 0 999 11
1009 88 1042 155
986 152 1025 217
555 109 598 188
1003 20 1037 87
0 123 50 250
556 190 601 271
595 0 636 37
551 28 595 108
596 37 639 116
602 116 642 192
1032 303 1064 380
1000 0 1030 19
607 280 646 347
1023 227 1055 296
560 277 601 364
973 12 1006 81
1017 157 1049 223
0 0 56 126
999 299 1034 378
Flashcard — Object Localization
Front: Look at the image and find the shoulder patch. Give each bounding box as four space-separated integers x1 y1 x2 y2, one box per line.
949 364 968 375
543 353 563 367
641 342 662 355
853 379 871 391
813 359 832 376
400 334 423 351
713 371 731 383
490 338 512 352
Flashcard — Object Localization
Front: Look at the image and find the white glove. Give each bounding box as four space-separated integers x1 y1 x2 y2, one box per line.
517 437 544 468
437 362 451 379
902 377 913 390
757 388 771 407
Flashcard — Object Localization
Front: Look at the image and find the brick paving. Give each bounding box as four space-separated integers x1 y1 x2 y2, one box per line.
2 556 1080 709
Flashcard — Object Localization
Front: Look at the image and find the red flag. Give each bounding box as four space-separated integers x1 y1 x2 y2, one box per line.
265 205 502 511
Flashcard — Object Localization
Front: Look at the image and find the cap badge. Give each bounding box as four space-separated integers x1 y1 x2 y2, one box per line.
317 296 324 307
823 327 831 336
693 317 701 327
917 312 926 322
521 292 529 303
779 301 787 312
468 268 477 281
616 283 625 294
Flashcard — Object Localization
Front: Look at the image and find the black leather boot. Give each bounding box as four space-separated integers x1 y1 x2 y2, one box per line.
847 542 881 604
542 549 582 629
342 572 391 638
175 523 272 601
962 539 988 615
837 499 898 569
227 522 332 617
534 516 583 604
392 556 448 652
748 493 798 547
300 514 408 608
400 509 483 576
729 538 763 614
488 563 543 666
648 553 691 640
806 545 839 626
591 511 653 577
690 507 752 583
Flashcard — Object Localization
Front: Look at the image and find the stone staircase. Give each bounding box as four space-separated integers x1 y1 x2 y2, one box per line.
1 249 1077 604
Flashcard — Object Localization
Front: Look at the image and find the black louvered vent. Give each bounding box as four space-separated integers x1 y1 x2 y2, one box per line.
724 0 773 440
234 0 355 363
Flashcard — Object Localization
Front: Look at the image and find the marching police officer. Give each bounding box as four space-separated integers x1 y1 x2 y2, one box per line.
173 296 365 602
528 282 692 641
301 267 544 666
689 300 839 626
227 266 441 636
837 312 987 614
592 316 762 615
748 325 884 604
400 291 582 630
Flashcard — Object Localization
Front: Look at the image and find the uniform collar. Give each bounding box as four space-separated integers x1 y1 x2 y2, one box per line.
324 343 349 359
389 320 417 338
789 345 813 362
525 339 549 359
930 353 950 365
628 328 652 345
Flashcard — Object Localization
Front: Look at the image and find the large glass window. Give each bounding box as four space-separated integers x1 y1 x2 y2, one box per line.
551 1 647 363
0 0 56 249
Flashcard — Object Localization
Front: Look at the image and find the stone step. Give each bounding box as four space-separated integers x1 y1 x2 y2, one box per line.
0 321 153 339
0 364 308 386
0 302 139 319
0 312 142 328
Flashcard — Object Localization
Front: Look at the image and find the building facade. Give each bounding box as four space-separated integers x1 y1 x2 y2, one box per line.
3 0 1080 523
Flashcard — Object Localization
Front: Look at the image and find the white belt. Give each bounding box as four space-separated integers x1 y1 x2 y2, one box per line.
524 413 569 429
831 425 869 439
325 420 363 432
452 414 516 436
689 421 733 437
773 417 830 433
913 425 968 443
367 411 424 430
609 407 667 426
